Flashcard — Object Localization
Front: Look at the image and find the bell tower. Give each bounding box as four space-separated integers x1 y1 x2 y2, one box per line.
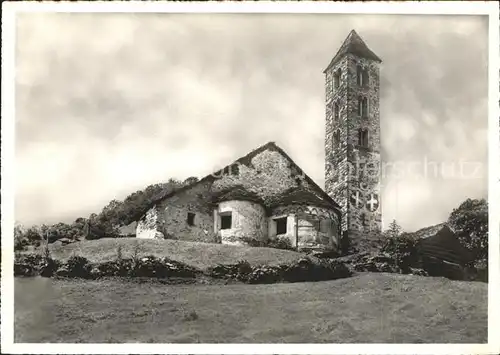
324 30 382 248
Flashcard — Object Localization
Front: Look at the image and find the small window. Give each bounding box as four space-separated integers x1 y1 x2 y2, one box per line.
362 69 369 87
362 97 368 117
334 69 341 89
220 213 232 230
356 65 362 86
358 96 368 117
275 217 287 235
187 212 195 226
358 129 369 148
332 129 340 149
334 102 340 121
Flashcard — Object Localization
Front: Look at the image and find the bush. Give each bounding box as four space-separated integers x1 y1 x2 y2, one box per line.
207 260 252 280
381 235 419 273
240 235 295 251
282 257 351 283
14 253 61 277
247 265 283 284
267 236 294 251
207 258 351 284
66 256 92 278
448 198 488 262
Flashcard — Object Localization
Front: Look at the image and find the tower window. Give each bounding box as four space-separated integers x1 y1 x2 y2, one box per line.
332 129 341 149
357 65 369 87
187 212 195 226
362 69 369 87
334 69 341 89
358 97 368 117
334 102 340 121
358 129 369 148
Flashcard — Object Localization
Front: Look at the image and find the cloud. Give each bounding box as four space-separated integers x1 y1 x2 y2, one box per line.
14 13 488 231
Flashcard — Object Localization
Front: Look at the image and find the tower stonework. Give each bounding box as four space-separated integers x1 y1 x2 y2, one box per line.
324 30 382 248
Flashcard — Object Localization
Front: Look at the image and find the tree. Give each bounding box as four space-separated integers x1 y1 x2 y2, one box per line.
183 176 199 186
385 219 403 239
448 198 488 262
14 223 27 251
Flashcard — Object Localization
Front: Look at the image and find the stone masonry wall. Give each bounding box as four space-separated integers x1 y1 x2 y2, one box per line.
136 206 160 239
271 204 341 251
156 180 218 243
325 55 351 234
325 53 382 246
217 200 267 245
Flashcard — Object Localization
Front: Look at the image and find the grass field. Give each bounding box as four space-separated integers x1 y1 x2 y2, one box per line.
46 238 313 269
15 273 487 343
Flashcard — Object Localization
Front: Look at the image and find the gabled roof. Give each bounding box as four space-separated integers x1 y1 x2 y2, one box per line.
137 141 341 219
323 29 382 73
407 222 451 240
413 224 474 265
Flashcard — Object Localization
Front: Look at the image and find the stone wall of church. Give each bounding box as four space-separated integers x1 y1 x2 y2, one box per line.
270 204 341 251
136 181 218 243
136 206 161 239
216 200 268 245
156 180 218 243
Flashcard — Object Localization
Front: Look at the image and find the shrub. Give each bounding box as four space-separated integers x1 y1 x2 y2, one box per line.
448 198 488 262
207 260 252 281
267 236 294 251
240 235 295 251
66 255 92 278
240 236 267 248
39 258 61 277
14 253 60 277
247 265 283 284
381 234 419 273
14 254 44 276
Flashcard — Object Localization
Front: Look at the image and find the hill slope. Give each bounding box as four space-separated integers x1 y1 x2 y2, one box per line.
15 273 487 343
47 238 313 269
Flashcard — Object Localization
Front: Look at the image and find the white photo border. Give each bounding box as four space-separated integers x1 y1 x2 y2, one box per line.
1 1 499 354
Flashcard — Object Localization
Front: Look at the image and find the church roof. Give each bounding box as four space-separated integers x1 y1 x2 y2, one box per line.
323 29 382 73
268 187 335 210
212 186 265 205
137 141 341 219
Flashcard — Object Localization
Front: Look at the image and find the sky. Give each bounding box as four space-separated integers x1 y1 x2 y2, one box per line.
14 12 489 231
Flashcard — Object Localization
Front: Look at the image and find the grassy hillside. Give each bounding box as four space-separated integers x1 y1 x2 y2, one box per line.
46 238 312 269
15 273 487 343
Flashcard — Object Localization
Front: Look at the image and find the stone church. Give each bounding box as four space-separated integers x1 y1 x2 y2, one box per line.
136 30 382 252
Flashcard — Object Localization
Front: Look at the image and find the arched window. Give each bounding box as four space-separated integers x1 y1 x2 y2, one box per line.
357 65 369 87
333 129 340 149
334 69 341 89
358 97 368 118
358 129 369 148
334 102 340 121
362 69 369 87
356 65 363 86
